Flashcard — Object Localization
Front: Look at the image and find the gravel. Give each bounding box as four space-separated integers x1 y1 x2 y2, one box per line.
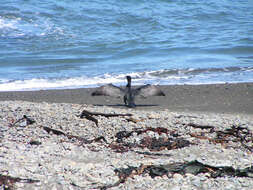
0 101 253 189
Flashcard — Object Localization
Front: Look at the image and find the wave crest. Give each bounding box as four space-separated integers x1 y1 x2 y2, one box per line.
0 66 252 91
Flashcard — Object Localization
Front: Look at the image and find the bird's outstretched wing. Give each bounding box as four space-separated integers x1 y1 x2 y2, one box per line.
91 84 125 98
133 84 165 98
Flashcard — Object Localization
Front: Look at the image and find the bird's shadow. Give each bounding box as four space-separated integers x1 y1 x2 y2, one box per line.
93 103 159 108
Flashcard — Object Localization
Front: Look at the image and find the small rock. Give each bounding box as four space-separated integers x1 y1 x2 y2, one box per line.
173 173 183 180
170 186 181 190
192 178 201 187
29 140 42 145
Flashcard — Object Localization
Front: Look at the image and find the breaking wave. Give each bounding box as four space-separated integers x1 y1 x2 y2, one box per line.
0 67 252 91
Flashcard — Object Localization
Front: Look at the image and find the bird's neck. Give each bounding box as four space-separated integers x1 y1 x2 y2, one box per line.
126 80 131 89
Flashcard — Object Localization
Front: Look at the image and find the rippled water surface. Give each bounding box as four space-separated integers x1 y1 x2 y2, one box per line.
0 0 253 91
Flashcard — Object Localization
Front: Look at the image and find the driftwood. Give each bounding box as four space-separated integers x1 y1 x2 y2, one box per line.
175 115 199 119
184 122 215 130
81 110 132 117
125 117 145 123
43 126 65 136
42 126 107 144
0 174 39 189
133 151 171 157
80 109 133 126
80 110 98 126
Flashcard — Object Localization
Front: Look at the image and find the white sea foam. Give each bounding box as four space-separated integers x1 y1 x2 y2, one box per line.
0 68 252 91
0 16 64 38
0 17 18 29
0 71 184 91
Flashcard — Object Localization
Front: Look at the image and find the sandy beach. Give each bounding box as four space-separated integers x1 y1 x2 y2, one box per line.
0 82 253 114
0 83 253 189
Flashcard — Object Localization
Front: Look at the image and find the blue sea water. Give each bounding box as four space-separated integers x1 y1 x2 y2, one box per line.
0 0 253 91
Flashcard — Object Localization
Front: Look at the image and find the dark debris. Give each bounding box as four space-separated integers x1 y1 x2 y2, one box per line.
112 127 189 152
0 174 39 190
190 125 253 152
100 160 253 189
9 115 35 127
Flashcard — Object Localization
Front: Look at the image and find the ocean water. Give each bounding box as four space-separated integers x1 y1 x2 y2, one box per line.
0 0 253 91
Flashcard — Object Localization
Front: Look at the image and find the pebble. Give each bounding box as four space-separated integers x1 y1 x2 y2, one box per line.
170 186 181 190
0 101 253 190
192 178 201 187
173 173 183 180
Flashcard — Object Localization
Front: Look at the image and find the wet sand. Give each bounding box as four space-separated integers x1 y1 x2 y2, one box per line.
0 82 252 114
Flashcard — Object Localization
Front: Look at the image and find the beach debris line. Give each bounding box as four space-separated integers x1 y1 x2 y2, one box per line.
79 109 132 126
110 127 190 152
0 174 39 189
7 113 189 153
110 136 191 152
91 75 165 108
42 125 189 153
100 160 253 189
40 124 190 153
7 112 252 153
188 125 253 152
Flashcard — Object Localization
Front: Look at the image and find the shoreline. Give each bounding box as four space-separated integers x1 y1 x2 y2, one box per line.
0 82 252 114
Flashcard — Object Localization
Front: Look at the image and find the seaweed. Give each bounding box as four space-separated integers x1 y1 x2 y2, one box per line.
111 127 190 152
190 125 253 152
100 160 253 189
140 137 190 151
0 174 39 190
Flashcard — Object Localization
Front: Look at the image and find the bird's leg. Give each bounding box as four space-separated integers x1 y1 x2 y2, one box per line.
124 95 127 105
